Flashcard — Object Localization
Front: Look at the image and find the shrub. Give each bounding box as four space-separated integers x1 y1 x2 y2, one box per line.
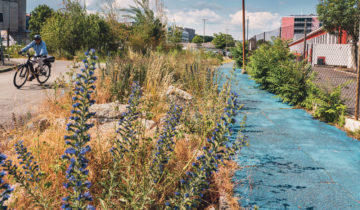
266 60 310 105
302 80 347 125
247 39 294 89
248 38 347 124
230 41 249 68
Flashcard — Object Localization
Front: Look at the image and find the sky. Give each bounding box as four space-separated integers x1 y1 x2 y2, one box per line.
27 0 319 40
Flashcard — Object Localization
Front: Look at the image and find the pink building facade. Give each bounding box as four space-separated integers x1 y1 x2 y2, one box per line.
281 15 320 41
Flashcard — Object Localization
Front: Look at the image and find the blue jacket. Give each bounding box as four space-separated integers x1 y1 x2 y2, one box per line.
21 41 48 56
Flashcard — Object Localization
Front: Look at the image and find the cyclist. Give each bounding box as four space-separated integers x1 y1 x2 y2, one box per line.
18 35 48 81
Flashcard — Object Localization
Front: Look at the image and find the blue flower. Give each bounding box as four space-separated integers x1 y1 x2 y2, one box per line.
62 51 97 208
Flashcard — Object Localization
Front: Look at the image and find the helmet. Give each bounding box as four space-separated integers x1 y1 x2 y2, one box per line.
34 35 41 41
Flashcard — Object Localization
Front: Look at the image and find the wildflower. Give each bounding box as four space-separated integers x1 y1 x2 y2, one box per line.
169 91 245 208
0 154 12 208
111 82 142 161
151 104 182 182
62 50 97 209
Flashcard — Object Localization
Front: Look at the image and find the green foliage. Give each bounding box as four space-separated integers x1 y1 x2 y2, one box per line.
29 4 54 37
41 0 117 57
266 60 310 105
317 0 360 66
192 35 203 44
125 0 166 53
248 38 347 123
195 35 214 43
230 41 249 68
302 79 347 125
212 33 235 49
317 0 359 43
247 39 292 89
5 45 24 58
205 51 223 62
168 26 182 43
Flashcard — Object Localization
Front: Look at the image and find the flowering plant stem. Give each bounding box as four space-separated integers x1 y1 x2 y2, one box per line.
62 49 98 210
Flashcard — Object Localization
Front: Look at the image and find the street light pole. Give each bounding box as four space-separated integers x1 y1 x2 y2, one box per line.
202 19 207 46
242 0 246 74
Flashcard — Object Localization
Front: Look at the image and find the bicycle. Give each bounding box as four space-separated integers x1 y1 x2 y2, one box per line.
13 53 55 89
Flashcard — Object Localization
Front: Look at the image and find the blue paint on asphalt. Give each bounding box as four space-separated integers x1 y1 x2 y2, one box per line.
219 63 360 209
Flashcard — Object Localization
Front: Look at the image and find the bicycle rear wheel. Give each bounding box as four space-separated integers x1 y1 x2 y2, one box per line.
13 65 29 89
36 64 51 84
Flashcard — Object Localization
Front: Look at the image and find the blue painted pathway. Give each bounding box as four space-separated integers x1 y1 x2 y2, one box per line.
219 63 360 209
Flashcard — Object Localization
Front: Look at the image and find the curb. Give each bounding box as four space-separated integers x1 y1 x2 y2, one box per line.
334 69 357 77
0 66 16 73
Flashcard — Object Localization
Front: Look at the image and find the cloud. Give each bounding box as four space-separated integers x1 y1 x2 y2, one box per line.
229 10 281 32
166 8 224 36
193 2 223 11
86 0 135 11
168 8 222 25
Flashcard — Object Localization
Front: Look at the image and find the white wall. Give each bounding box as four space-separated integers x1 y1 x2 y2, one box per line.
312 44 355 69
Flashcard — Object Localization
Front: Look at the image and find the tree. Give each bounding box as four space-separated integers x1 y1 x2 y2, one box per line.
192 35 203 46
41 12 66 56
29 4 54 37
124 0 166 53
230 41 249 68
317 0 360 66
195 35 214 43
212 33 235 49
41 0 116 57
168 26 182 43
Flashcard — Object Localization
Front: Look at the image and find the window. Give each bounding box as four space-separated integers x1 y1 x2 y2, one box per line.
0 13 3 22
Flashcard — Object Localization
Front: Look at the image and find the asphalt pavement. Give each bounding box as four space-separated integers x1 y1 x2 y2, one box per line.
0 59 73 126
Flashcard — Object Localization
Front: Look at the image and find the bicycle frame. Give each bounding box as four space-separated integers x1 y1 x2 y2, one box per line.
18 54 38 75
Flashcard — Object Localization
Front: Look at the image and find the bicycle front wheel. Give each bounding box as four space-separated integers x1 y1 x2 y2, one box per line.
13 65 29 89
36 64 51 84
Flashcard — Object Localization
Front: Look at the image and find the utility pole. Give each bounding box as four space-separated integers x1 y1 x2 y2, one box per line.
246 17 249 41
356 3 360 120
242 0 246 74
303 19 308 60
202 19 207 46
225 28 229 49
7 0 10 47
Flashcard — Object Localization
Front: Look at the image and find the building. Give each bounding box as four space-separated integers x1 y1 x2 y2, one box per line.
183 27 195 42
181 29 190 43
281 15 321 41
167 26 195 43
288 27 355 69
0 0 27 44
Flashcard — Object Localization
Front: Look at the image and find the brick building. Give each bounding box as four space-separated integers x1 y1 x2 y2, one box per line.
281 15 321 41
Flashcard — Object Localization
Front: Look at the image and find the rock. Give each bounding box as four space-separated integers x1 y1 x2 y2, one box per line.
166 86 193 104
345 117 360 132
219 194 231 210
54 118 66 127
141 119 156 130
97 121 118 133
89 102 128 123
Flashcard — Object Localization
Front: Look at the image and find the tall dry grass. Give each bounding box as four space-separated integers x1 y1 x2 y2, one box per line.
0 49 243 209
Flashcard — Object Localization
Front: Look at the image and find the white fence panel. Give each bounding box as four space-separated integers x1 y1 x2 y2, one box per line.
312 44 355 69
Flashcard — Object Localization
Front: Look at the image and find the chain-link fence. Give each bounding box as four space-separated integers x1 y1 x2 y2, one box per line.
294 29 358 116
249 23 359 117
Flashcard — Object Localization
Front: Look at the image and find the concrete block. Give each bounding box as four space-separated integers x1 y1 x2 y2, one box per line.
344 118 360 132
